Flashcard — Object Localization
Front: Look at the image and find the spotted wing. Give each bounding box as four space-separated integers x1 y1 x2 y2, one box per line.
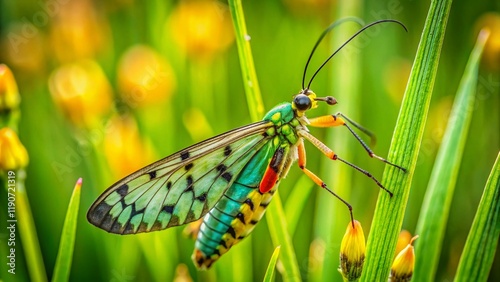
87 121 273 234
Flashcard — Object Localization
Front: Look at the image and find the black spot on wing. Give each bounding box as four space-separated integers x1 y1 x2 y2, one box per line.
148 171 157 179
180 151 190 160
163 205 175 214
222 172 232 182
185 175 194 192
196 193 207 202
166 181 172 190
185 163 193 171
224 145 232 156
216 164 227 172
215 164 232 182
116 184 128 197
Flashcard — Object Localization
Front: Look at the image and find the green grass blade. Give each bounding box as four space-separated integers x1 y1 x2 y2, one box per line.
52 178 82 282
413 30 490 282
15 170 48 282
227 0 301 281
360 0 453 281
266 193 302 282
227 0 265 121
263 246 281 282
454 151 500 282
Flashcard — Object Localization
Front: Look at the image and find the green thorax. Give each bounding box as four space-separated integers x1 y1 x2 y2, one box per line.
262 102 302 146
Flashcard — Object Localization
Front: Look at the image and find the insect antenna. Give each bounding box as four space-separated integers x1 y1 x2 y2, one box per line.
302 17 364 90
303 19 408 90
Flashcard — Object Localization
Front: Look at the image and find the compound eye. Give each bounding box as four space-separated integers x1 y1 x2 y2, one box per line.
293 94 312 111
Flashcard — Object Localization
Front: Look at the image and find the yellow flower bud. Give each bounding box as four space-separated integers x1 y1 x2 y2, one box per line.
339 220 366 281
390 235 419 282
0 128 29 171
394 230 413 258
173 264 193 282
0 65 20 112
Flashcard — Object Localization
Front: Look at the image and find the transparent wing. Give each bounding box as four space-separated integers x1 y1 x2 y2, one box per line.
87 121 273 234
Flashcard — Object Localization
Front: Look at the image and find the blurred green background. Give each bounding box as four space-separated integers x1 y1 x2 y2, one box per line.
0 0 498 281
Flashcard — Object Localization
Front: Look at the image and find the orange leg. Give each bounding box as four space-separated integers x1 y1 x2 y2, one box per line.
309 112 406 172
297 139 354 223
298 130 393 197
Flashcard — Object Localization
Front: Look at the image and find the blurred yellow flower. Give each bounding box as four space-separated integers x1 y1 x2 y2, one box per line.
117 45 176 108
49 60 113 128
390 235 419 282
475 12 500 71
173 264 193 282
168 0 234 61
0 127 29 171
339 220 365 281
1 23 46 73
183 219 203 240
104 115 154 179
0 64 20 112
49 0 111 63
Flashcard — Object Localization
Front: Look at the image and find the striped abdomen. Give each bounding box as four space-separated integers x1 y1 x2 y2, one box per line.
192 143 279 269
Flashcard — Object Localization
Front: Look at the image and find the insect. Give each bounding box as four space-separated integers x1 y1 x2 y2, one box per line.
87 18 407 270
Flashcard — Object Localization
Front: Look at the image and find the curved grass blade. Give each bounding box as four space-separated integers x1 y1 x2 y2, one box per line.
263 246 281 282
413 29 490 282
227 0 301 281
360 0 453 280
454 152 500 282
52 178 82 282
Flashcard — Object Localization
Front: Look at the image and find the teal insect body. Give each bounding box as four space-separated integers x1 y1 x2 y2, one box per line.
87 18 406 270
87 97 313 269
193 103 301 268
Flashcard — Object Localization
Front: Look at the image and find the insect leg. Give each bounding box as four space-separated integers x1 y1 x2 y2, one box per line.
298 130 393 197
297 139 354 222
308 113 406 172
